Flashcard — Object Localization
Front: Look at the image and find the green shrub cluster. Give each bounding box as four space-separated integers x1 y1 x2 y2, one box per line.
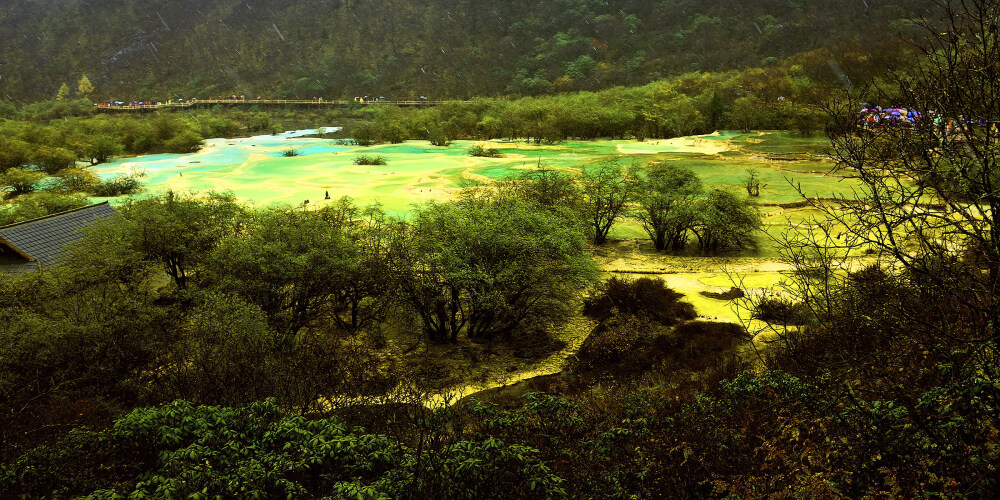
1 399 565 499
353 154 387 165
468 144 501 157
583 276 696 325
91 174 144 197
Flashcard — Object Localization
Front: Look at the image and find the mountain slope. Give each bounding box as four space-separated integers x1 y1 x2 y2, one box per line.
0 0 936 102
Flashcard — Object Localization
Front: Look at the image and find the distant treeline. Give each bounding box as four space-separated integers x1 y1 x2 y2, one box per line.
346 59 849 145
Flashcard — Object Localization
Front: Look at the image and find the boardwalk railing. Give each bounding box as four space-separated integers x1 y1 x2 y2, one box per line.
97 99 459 110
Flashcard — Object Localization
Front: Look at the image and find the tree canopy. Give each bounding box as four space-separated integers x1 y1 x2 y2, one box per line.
401 196 597 342
634 164 703 251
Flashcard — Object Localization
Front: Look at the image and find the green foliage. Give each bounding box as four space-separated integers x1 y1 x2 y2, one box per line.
505 168 584 214
76 75 95 98
0 100 16 120
468 144 501 157
427 127 452 146
85 135 123 164
6 399 404 498
55 83 69 101
1 399 566 499
162 129 205 153
571 314 745 385
0 193 996 500
281 148 299 157
150 283 393 411
91 173 144 197
401 197 597 342
0 110 221 175
8 362 994 499
573 313 665 373
0 236 170 455
0 192 90 225
0 0 932 102
742 167 763 197
752 295 811 325
156 292 283 406
203 206 361 336
0 55 904 162
582 158 638 244
564 55 597 80
351 123 382 146
18 99 95 121
31 145 78 175
0 137 31 173
694 189 762 252
0 168 45 197
634 164 703 251
786 103 826 136
117 191 244 288
0 3 997 496
456 357 998 498
402 437 566 499
354 154 387 165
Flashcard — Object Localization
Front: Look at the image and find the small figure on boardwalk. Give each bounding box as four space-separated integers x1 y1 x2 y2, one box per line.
324 190 331 200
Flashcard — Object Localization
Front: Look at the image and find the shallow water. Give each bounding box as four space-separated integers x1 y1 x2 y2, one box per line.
91 130 844 213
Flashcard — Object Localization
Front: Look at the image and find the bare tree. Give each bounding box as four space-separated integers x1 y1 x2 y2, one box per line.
814 0 1000 346
742 167 764 197
742 0 1000 375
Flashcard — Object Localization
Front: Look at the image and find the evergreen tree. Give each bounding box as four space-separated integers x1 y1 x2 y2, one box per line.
77 75 95 98
56 83 70 101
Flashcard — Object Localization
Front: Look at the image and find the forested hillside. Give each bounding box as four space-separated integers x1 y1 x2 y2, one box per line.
1 0 935 101
6 0 1000 496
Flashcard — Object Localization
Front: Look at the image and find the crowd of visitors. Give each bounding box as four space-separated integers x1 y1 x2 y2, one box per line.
94 95 328 108
859 104 922 129
859 103 995 137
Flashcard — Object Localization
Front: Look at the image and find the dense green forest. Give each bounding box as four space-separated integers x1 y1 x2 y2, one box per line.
1 0 935 102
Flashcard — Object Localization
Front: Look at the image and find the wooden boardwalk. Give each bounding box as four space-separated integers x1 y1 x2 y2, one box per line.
96 98 456 111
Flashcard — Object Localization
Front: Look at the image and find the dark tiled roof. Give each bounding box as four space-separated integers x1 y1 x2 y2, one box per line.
0 202 118 273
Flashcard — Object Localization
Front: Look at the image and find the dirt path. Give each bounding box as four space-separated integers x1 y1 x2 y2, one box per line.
426 241 793 405
426 314 597 406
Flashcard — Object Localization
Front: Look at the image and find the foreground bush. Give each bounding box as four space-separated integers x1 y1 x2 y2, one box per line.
460 364 1000 498
0 399 566 499
4 362 997 499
